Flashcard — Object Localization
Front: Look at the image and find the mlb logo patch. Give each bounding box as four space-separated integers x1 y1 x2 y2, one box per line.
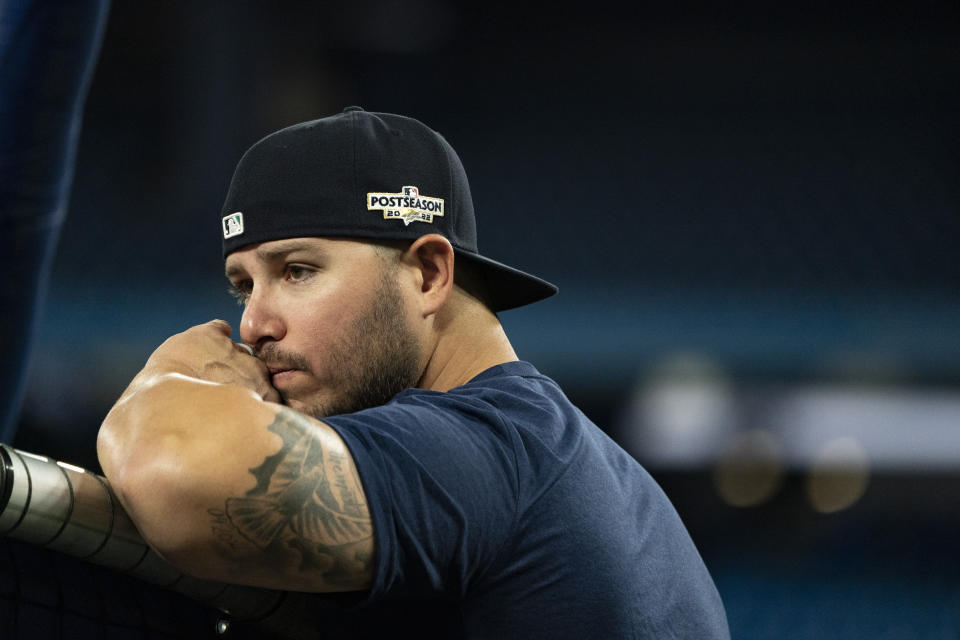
367 186 444 226
223 212 244 238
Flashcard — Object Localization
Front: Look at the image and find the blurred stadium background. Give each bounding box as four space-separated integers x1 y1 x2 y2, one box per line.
7 1 960 637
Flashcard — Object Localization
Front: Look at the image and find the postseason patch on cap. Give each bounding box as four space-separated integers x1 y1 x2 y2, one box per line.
223 212 244 238
367 186 444 226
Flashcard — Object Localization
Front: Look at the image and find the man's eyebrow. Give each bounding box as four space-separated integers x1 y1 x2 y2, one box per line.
225 241 321 279
255 241 320 264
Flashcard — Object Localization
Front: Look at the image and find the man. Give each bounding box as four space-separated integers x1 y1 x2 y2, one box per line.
97 107 729 638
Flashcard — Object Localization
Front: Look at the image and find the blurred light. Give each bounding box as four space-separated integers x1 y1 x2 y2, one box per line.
774 387 960 472
624 353 735 468
805 436 870 513
713 429 784 508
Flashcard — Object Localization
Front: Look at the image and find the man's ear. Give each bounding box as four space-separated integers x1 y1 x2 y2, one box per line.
406 234 454 317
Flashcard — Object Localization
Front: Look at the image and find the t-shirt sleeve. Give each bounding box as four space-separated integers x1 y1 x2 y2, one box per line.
323 390 520 602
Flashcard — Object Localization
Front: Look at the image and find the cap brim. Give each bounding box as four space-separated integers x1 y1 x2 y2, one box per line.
454 249 558 312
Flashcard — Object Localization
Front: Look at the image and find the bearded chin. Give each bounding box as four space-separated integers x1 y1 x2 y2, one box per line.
303 271 423 419
310 354 420 418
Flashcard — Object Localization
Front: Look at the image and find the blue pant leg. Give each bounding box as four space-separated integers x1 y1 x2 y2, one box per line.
0 0 110 443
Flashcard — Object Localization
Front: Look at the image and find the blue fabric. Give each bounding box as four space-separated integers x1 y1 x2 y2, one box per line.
0 0 109 442
326 361 730 638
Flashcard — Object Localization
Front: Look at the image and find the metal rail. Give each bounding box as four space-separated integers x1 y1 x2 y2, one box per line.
0 443 321 637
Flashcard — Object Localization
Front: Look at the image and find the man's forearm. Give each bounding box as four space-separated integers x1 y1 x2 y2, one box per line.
97 375 279 563
97 374 374 592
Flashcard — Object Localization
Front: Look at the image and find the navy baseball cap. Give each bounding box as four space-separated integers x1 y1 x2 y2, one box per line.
220 106 557 311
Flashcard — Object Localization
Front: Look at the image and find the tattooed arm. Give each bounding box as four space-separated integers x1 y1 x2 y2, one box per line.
212 405 373 590
97 325 374 592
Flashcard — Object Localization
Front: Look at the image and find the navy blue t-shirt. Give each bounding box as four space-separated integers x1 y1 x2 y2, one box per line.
323 361 729 639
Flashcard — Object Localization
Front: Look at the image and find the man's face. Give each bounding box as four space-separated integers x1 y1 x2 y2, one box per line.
224 237 423 418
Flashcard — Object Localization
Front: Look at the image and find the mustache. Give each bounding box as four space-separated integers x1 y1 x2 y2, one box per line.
255 344 313 374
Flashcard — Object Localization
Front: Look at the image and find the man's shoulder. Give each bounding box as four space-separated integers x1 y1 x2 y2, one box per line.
321 360 587 467
348 360 565 423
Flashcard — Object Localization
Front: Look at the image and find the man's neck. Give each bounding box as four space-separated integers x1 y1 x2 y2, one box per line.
417 302 518 393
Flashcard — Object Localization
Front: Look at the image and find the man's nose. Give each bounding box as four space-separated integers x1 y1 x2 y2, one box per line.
240 287 286 347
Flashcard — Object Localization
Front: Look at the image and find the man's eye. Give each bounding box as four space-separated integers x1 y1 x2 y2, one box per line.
286 265 313 282
228 283 251 306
